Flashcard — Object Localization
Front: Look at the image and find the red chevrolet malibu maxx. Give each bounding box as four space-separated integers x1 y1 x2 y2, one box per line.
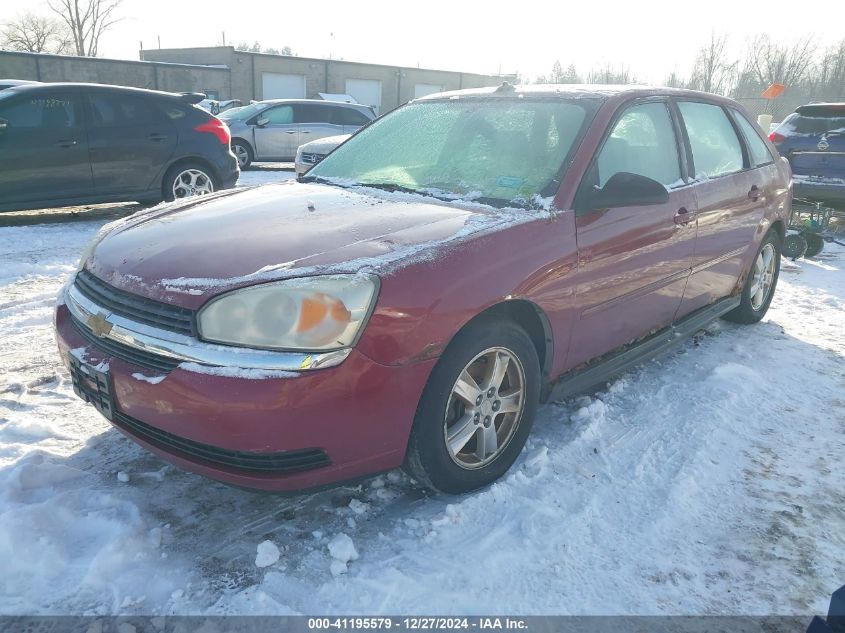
55 85 790 494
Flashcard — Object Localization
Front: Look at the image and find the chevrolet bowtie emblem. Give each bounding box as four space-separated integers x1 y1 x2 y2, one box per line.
87 312 113 338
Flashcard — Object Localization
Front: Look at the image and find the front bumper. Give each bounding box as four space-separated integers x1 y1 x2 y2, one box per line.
55 303 435 491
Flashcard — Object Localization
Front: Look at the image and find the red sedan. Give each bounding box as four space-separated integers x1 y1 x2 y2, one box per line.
55 85 791 494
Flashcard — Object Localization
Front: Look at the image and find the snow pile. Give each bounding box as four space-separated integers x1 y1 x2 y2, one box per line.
327 533 359 576
255 540 281 568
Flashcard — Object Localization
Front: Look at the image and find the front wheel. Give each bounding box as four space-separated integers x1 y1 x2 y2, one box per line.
162 163 216 202
404 319 540 494
722 230 781 324
232 140 253 170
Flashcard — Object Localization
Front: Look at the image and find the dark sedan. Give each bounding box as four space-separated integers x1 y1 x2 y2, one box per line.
0 82 239 213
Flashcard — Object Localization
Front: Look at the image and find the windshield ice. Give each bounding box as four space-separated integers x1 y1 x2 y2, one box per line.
307 97 597 206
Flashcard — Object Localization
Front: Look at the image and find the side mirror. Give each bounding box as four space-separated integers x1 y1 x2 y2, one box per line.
0 118 7 132
255 117 269 127
588 172 669 209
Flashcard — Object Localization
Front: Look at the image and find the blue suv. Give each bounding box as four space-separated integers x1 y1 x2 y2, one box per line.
770 103 845 208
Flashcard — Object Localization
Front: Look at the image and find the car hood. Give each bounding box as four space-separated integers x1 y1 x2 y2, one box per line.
298 135 350 155
85 182 516 308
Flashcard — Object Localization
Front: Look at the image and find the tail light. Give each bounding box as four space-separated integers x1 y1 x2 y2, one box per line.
194 118 231 145
768 131 785 144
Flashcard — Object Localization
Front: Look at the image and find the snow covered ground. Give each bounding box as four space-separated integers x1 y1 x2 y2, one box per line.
0 167 843 616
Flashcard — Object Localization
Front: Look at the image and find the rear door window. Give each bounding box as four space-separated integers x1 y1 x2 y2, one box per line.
294 104 332 124
89 92 157 126
595 101 681 187
678 101 744 179
330 107 371 126
731 109 774 168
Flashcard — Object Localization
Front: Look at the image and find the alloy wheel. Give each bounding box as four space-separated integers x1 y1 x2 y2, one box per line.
234 144 250 168
443 347 526 469
172 169 214 199
749 243 776 311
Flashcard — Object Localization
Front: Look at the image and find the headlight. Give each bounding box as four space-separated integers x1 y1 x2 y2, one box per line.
198 275 379 351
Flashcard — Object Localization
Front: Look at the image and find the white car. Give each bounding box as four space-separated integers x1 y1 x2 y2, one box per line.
295 134 350 177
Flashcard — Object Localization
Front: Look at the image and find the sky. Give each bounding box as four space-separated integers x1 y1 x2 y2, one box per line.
5 0 845 83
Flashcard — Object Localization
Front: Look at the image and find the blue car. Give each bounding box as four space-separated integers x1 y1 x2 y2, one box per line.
770 103 845 208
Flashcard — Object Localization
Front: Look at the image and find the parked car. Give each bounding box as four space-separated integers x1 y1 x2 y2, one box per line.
0 83 239 213
769 103 845 207
0 79 39 90
221 99 374 169
55 85 790 494
295 134 349 177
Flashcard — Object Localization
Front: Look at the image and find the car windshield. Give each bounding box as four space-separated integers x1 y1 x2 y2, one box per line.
305 97 597 206
219 103 265 121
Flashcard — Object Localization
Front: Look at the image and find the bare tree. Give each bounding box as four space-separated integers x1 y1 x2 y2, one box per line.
586 64 634 84
688 31 737 95
746 33 816 88
235 41 295 56
47 0 123 57
1 11 71 54
811 38 845 97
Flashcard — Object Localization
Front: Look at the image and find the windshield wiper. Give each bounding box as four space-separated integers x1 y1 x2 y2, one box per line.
358 182 423 195
299 175 350 188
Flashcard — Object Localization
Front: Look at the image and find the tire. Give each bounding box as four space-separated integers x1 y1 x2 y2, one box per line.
802 231 824 258
782 233 807 260
404 319 540 494
232 140 253 170
722 230 781 324
162 163 216 202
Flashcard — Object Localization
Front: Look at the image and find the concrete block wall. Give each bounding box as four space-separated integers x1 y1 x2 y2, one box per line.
0 48 509 111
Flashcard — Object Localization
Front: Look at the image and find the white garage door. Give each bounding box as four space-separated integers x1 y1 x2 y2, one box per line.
262 73 306 99
345 79 382 115
414 83 443 98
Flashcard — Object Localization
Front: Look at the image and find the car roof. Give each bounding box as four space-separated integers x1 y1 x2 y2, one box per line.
0 79 39 86
0 81 193 100
255 98 371 109
415 83 741 106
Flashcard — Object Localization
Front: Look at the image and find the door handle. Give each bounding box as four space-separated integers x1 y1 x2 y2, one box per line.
747 185 761 201
300 130 311 134
285 130 297 134
673 207 695 225
149 133 169 142
54 139 78 148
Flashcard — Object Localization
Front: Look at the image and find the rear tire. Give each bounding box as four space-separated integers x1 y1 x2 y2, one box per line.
722 230 781 324
162 163 216 202
232 140 253 170
404 319 540 494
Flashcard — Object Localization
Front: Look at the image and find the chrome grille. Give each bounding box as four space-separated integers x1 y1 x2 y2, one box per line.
75 270 196 336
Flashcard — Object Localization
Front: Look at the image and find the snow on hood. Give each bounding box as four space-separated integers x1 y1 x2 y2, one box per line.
86 181 547 306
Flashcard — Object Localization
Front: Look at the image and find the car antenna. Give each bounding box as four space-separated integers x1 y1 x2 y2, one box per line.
495 82 515 93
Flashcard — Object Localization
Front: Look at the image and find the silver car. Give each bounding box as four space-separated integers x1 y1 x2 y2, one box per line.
221 99 374 169
295 134 350 177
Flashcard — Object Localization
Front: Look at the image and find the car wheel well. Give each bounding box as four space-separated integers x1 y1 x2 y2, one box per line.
771 219 785 242
453 300 554 398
